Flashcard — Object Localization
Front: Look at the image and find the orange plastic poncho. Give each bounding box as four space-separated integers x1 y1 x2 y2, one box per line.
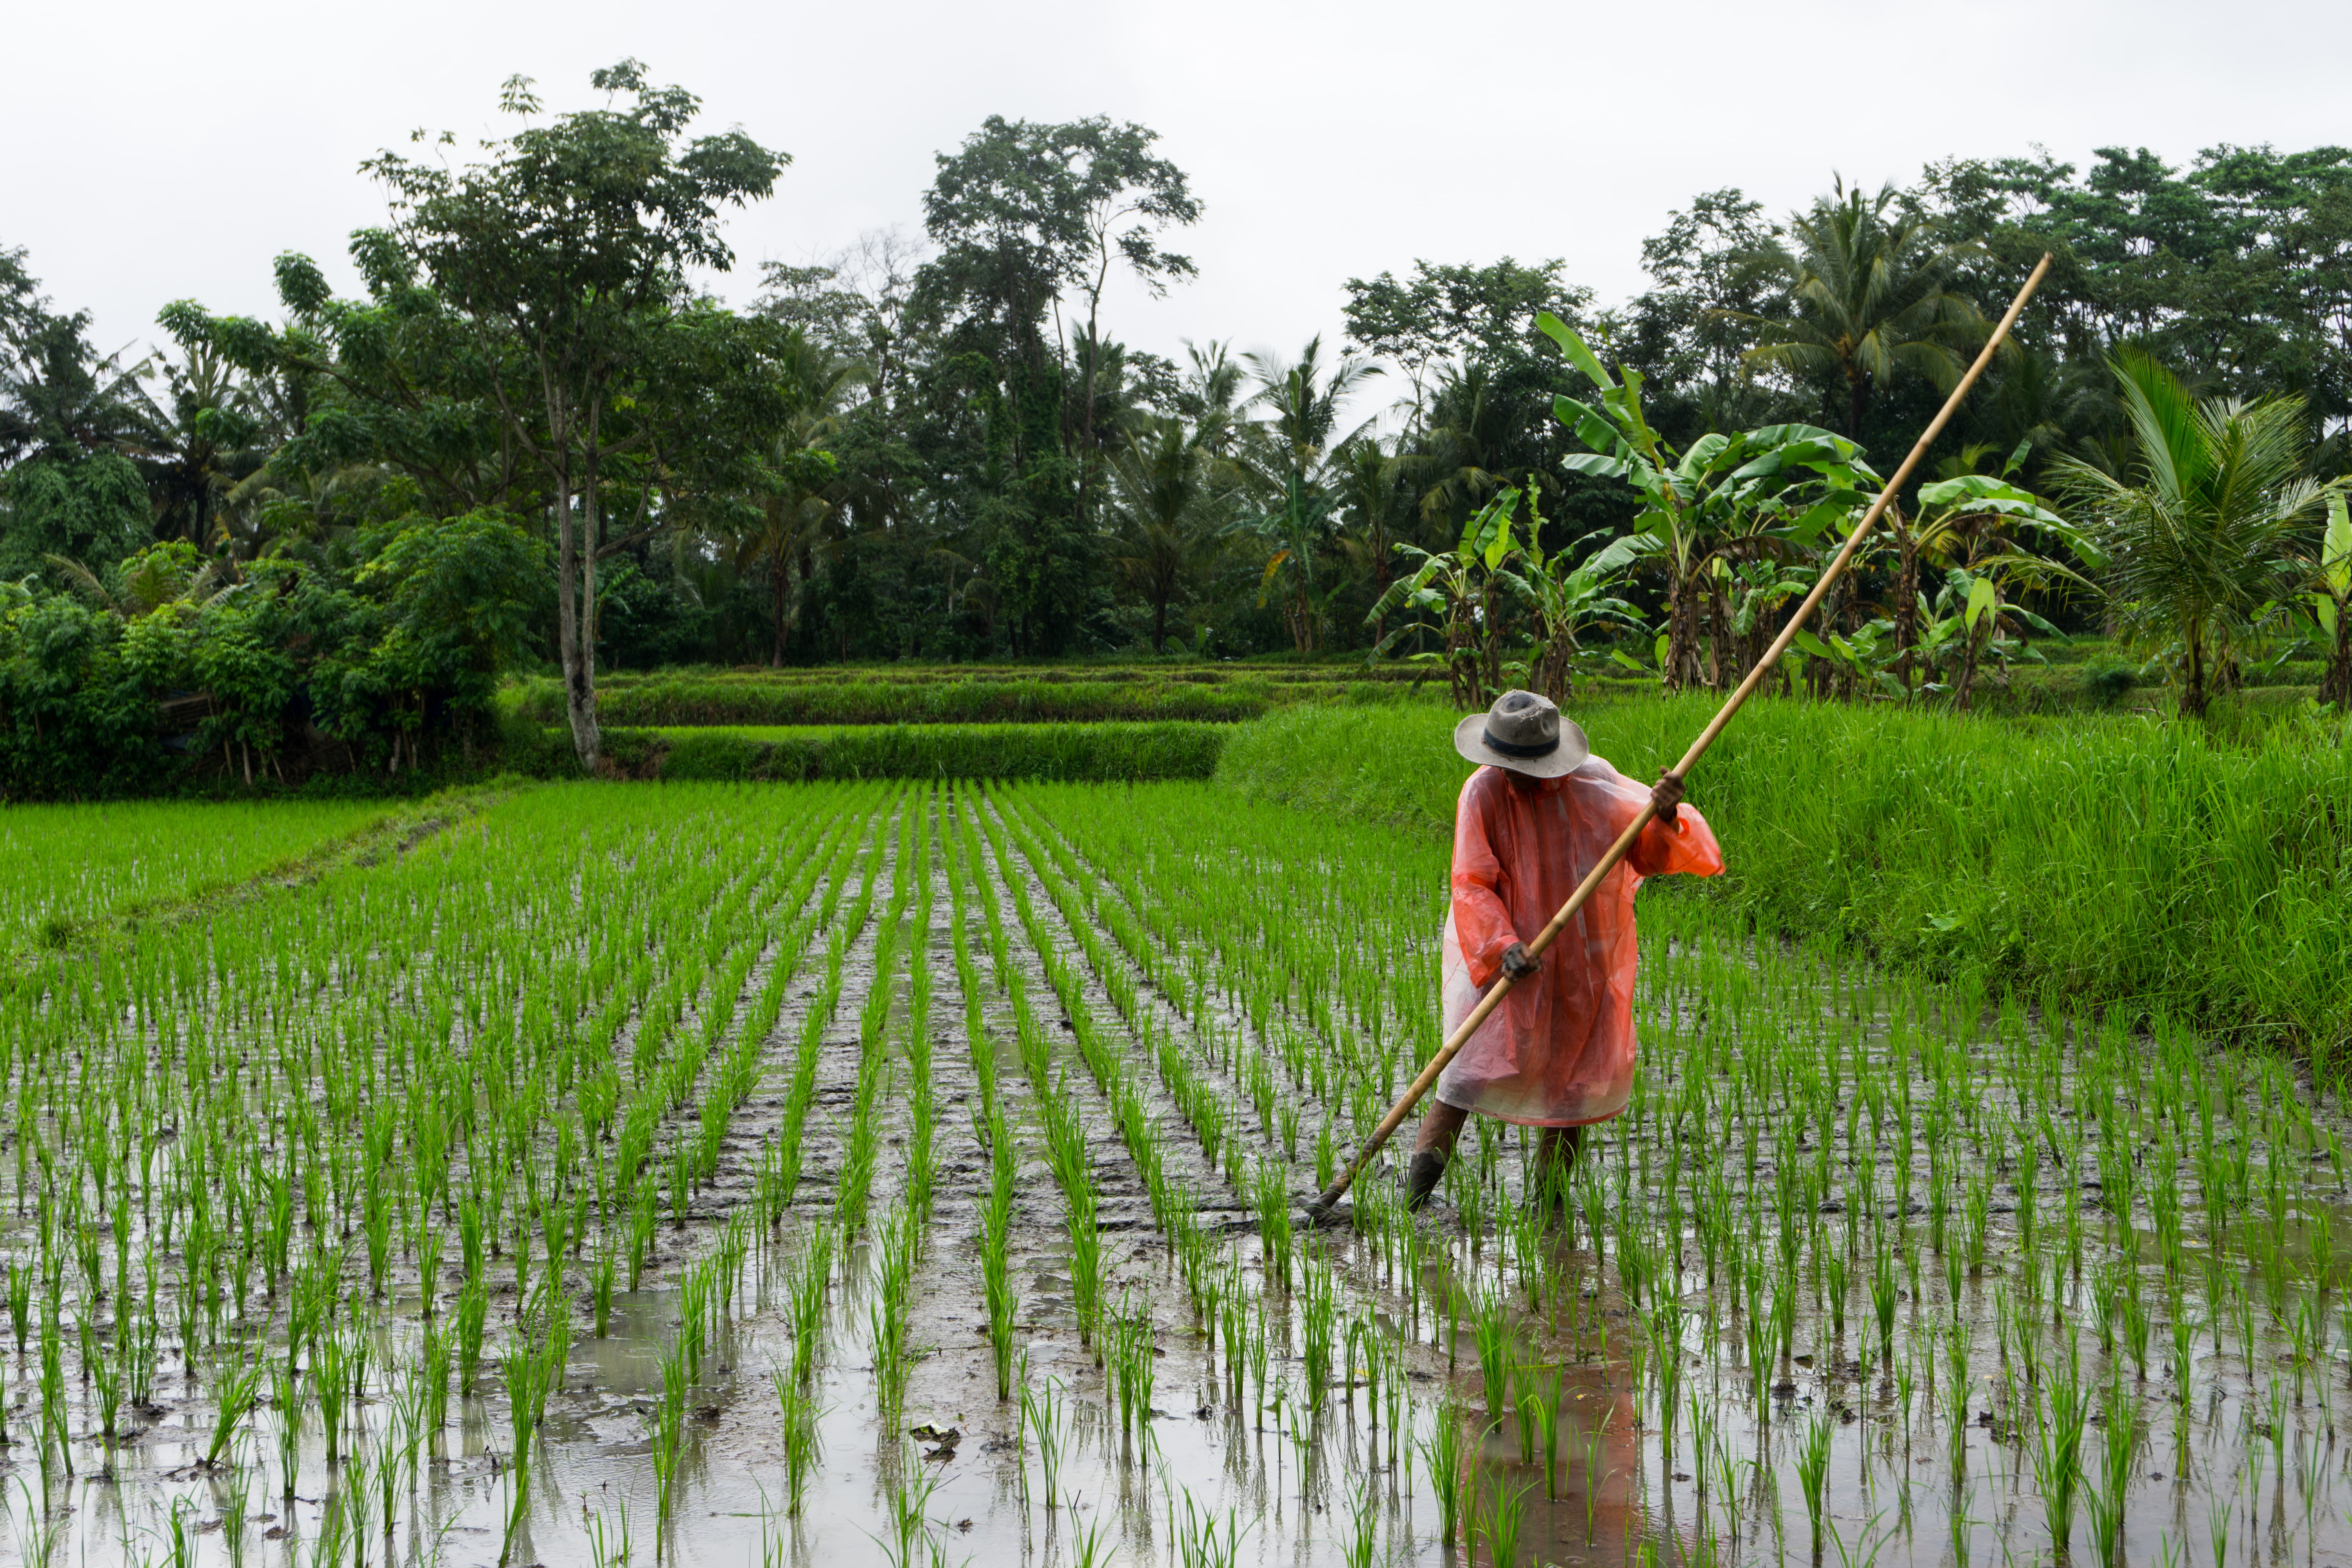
1434 757 1724 1127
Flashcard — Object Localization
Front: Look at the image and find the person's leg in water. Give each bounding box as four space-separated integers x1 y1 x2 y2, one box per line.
1405 1100 1469 1209
1534 1123 1585 1213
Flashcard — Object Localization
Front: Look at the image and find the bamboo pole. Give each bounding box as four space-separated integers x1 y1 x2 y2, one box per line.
1306 252 2053 1221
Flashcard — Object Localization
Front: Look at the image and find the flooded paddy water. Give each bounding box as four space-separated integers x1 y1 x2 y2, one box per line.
2 779 2347 1567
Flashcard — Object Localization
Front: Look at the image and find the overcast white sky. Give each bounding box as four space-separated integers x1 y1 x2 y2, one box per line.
9 0 2352 397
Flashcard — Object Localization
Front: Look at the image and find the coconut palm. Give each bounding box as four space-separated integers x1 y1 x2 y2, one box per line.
2056 350 2339 717
1105 416 1222 652
735 331 855 664
1232 337 1379 654
1739 180 1989 437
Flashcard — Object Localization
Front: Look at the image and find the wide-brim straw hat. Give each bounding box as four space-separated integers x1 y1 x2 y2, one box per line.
1453 690 1590 779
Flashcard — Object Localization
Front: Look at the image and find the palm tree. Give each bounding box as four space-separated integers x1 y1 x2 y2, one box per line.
736 331 855 664
1233 337 1378 654
1740 180 1989 437
1105 416 1221 651
2056 351 2338 717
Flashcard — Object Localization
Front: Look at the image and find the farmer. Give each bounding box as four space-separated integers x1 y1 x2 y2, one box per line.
1406 689 1724 1209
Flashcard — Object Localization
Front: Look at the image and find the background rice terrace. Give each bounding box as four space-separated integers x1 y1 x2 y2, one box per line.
2 690 2350 1568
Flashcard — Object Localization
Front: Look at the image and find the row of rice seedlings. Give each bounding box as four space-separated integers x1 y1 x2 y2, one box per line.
1018 780 2352 1564
978 778 1460 1522
0 797 389 949
0 782 892 1545
953 793 1109 1357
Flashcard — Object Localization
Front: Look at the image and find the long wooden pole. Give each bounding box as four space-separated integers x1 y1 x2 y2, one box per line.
1305 252 2053 1220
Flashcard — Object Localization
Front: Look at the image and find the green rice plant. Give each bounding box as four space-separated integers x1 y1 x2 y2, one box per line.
1650 1296 1686 1450
455 1277 488 1394
2032 1350 2088 1555
1065 1187 1105 1351
1484 1476 1530 1568
1341 1487 1379 1568
1107 1303 1157 1449
1526 1365 1562 1499
1018 1370 1065 1508
1796 1410 1834 1551
1251 1161 1294 1294
769 1367 820 1516
270 1361 304 1499
585 1496 632 1568
202 1352 264 1469
1167 1485 1251 1568
787 1229 832 1388
649 1341 688 1537
314 1330 352 1466
978 1154 1019 1402
2081 1374 2139 1568
1474 1288 1513 1429
1870 1240 1899 1358
1298 1258 1337 1407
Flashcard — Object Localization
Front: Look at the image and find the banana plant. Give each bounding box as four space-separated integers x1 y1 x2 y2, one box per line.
1490 481 1644 702
2309 493 2352 707
1909 473 2094 705
1537 310 1878 692
1366 486 1525 710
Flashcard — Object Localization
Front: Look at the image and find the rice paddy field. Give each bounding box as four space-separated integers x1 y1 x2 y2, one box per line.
3 770 2349 1568
0 800 392 951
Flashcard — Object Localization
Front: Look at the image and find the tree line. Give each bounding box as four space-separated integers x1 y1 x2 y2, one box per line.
4 60 2351 782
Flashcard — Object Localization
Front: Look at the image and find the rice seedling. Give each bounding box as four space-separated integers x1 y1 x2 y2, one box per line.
1168 1486 1251 1568
1417 1398 1469 1548
1019 1368 1067 1508
770 1367 821 1516
1485 1476 1530 1568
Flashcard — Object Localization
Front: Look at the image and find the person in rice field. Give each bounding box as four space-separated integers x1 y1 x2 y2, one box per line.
1406 689 1725 1210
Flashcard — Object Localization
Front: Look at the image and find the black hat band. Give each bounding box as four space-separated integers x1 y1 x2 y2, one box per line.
1481 728 1559 759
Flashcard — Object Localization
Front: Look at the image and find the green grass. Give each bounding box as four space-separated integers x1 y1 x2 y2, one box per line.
1218 695 2352 1060
522 722 1229 782
501 667 1422 728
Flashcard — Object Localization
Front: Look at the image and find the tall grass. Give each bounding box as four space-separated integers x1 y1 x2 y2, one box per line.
1217 697 2352 1058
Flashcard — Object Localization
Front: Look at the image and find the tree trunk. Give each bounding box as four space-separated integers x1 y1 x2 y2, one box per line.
1533 635 1572 705
1151 594 1168 655
2324 610 2352 708
1706 578 1735 694
1888 510 1919 697
1954 620 1981 712
552 452 600 775
2181 624 2208 718
772 559 789 667
1663 572 1706 694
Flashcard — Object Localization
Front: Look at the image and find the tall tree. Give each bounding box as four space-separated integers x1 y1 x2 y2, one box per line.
911 115 1199 655
361 61 789 769
1741 180 1990 437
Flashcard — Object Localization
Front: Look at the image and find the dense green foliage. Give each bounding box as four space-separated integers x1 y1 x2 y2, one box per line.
1219 697 2352 1054
8 63 2352 785
0 514 541 797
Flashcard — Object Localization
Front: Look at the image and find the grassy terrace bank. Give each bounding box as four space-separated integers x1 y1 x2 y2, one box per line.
499 666 1419 727
1220 697 2352 1062
519 720 1228 781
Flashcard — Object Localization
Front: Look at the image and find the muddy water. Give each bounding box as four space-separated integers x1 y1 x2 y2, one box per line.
17 784 2352 1568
